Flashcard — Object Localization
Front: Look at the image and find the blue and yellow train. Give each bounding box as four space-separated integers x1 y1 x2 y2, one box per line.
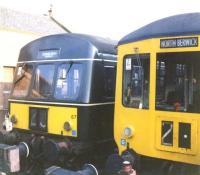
115 13 200 174
0 33 117 174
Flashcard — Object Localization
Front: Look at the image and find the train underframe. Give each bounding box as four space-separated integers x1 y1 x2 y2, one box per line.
0 131 200 175
0 128 116 175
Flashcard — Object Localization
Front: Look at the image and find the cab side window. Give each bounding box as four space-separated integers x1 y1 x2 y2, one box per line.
123 54 150 109
104 65 116 99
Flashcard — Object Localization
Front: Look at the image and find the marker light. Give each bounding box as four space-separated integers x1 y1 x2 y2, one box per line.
123 127 133 138
10 115 17 124
64 122 71 131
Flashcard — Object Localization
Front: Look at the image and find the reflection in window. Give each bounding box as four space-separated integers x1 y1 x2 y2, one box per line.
123 54 150 109
54 63 83 100
12 65 33 97
31 64 55 98
156 52 200 113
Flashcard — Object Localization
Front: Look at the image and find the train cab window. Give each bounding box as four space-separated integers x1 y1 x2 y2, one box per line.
12 65 33 97
31 64 55 98
123 54 150 109
54 63 83 100
156 52 200 113
104 65 116 98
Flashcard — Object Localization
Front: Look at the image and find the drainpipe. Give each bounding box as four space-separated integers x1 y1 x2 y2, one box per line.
48 5 71 33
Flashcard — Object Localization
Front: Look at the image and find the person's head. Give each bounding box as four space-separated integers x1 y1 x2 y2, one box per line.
122 161 133 172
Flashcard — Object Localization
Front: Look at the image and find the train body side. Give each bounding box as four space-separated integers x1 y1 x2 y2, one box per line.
115 13 200 166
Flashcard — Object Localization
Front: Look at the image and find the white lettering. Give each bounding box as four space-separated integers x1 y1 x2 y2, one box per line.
161 37 198 48
161 40 176 48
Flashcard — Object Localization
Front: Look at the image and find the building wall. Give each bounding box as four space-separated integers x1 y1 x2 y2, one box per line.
0 29 40 67
0 29 40 111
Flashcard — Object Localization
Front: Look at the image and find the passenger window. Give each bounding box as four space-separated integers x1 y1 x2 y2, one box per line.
156 52 200 113
123 54 150 109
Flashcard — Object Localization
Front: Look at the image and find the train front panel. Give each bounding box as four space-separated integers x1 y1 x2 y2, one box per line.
9 101 78 137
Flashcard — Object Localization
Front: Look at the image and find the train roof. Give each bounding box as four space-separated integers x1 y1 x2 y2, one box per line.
118 13 200 45
19 33 117 62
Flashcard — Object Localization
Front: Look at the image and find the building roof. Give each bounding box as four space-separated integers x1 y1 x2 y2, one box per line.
0 6 66 35
119 13 200 45
19 33 117 62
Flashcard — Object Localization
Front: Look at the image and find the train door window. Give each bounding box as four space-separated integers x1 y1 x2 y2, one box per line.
123 54 150 109
12 64 33 97
31 64 55 98
54 63 83 100
104 65 116 98
156 52 200 113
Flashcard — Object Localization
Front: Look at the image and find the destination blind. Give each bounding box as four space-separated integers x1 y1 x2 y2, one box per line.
37 49 60 59
160 37 198 48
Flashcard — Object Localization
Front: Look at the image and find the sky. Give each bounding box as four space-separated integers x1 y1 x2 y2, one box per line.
0 0 200 40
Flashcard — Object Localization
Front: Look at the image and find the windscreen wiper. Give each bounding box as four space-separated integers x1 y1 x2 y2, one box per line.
67 61 74 75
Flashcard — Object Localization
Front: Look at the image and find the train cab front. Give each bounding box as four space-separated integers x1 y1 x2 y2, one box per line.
113 13 200 175
0 34 117 174
0 61 86 173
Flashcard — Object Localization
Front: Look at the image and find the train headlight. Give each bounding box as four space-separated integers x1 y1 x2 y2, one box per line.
123 127 133 138
64 121 71 131
10 115 17 124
